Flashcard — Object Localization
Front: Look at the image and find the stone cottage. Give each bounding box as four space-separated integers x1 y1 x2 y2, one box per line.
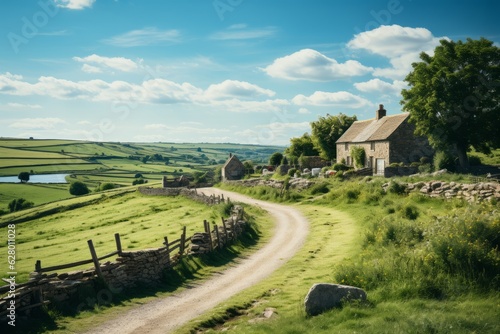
336 104 433 175
221 153 246 181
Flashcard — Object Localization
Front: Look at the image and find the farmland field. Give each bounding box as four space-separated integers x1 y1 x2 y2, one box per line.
0 138 283 209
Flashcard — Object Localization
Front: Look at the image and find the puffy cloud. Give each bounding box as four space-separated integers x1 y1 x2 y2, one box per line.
204 80 275 100
103 28 181 47
263 49 373 81
74 54 139 72
54 0 95 10
292 91 373 108
354 78 407 95
9 118 66 130
298 107 310 114
0 72 288 113
348 25 448 79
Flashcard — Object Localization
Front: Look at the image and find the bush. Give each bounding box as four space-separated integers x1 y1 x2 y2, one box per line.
310 182 330 195
401 204 419 220
418 163 432 173
132 178 146 185
134 173 143 178
434 150 456 172
69 181 90 196
98 183 115 191
332 163 349 171
287 168 297 177
8 198 34 212
18 171 30 183
388 181 407 195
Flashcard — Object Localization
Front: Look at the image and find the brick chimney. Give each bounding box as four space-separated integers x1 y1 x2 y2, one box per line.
376 104 386 120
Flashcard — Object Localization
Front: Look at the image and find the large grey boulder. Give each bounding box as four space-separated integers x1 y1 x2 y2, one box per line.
304 283 367 316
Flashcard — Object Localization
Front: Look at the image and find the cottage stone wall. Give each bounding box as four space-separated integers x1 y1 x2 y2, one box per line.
388 120 433 164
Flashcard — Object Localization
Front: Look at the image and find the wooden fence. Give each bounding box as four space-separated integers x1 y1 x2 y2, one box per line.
0 206 246 320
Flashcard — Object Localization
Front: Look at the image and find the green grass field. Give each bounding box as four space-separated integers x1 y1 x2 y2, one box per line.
0 189 242 284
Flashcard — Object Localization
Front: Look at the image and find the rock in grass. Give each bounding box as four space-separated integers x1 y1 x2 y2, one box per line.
304 283 367 316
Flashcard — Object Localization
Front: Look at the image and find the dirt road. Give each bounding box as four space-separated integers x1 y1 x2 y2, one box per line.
82 188 309 334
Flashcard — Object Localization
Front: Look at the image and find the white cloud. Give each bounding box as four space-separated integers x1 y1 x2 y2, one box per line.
74 54 139 72
210 25 277 40
81 64 102 73
0 72 289 113
298 107 310 114
204 80 275 100
9 118 66 130
77 120 92 125
54 0 95 10
348 25 448 79
263 49 373 81
354 78 407 95
292 91 373 108
103 28 181 47
7 102 42 109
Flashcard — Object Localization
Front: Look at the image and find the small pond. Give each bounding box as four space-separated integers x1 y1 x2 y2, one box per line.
0 174 69 183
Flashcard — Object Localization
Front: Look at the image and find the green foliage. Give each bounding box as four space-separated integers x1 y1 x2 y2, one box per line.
8 198 34 212
132 178 147 185
350 146 366 168
193 171 207 184
418 163 432 173
401 204 419 220
310 113 357 161
332 163 349 171
401 38 500 169
285 133 319 159
18 171 30 183
269 152 283 166
388 181 407 195
433 150 456 171
69 181 90 196
134 173 143 178
309 182 330 195
97 183 115 192
287 168 297 177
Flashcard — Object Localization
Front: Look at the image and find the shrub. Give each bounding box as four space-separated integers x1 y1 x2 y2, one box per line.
287 168 297 177
388 181 407 195
132 178 146 185
332 163 349 171
418 163 432 173
134 173 143 178
310 182 330 195
8 198 34 212
69 181 90 196
18 171 30 183
401 204 419 220
98 183 115 191
433 150 456 172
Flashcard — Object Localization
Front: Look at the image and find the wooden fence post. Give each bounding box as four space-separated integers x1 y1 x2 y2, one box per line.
35 260 41 272
115 233 122 256
87 239 104 280
221 217 228 245
163 236 170 263
179 226 187 255
214 223 221 249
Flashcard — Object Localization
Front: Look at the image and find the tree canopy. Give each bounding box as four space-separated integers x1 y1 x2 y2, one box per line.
285 133 319 160
310 113 357 161
69 181 90 196
18 171 30 183
401 38 500 169
269 152 284 166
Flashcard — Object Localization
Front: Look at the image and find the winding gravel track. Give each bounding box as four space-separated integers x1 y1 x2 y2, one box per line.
82 188 309 334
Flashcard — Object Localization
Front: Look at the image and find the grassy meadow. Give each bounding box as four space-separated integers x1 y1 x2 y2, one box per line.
190 176 499 333
0 138 283 210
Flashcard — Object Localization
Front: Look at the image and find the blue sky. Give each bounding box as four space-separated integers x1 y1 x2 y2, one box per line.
0 0 498 145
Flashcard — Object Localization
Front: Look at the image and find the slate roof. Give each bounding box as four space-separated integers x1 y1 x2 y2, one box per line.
336 113 410 143
223 154 244 169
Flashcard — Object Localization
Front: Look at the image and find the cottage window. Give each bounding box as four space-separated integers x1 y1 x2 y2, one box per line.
344 143 348 151
370 142 375 151
346 156 351 166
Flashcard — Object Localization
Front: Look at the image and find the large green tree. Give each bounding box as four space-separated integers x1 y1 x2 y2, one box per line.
401 38 500 169
285 133 319 161
18 171 30 183
310 113 357 161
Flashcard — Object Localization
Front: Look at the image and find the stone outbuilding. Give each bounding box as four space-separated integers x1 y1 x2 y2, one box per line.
221 153 245 181
336 104 433 175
